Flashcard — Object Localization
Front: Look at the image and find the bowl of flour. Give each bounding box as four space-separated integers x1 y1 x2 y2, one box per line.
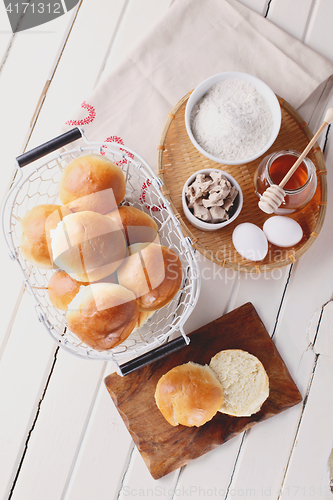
185 72 281 165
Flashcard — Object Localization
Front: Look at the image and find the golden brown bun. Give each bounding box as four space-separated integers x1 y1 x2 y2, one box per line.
58 154 126 214
106 206 158 246
66 283 139 351
117 243 182 312
51 211 126 282
92 272 118 285
154 362 224 427
20 204 72 269
47 270 87 310
136 309 154 329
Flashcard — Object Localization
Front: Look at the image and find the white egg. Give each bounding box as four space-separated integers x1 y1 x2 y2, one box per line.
263 216 303 247
232 223 268 261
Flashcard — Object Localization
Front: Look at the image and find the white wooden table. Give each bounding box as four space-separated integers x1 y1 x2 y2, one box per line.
1 1 333 499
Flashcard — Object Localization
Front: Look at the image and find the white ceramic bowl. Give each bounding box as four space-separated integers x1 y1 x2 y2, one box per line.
182 168 243 231
185 72 281 166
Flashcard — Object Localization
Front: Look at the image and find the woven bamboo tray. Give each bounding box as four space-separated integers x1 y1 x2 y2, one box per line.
157 92 327 273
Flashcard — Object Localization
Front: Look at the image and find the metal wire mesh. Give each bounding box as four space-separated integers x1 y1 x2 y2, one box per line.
3 137 200 363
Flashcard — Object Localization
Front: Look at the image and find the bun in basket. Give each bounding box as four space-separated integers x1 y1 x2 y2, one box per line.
209 349 269 417
154 362 224 427
66 283 139 351
106 206 158 246
20 204 72 269
47 270 87 310
59 154 126 214
117 243 182 311
51 211 127 282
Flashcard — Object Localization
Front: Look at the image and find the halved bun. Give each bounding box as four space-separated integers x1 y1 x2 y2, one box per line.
59 154 126 213
154 362 224 427
20 204 72 268
117 243 182 311
209 349 269 417
66 283 139 351
106 206 158 246
47 270 87 310
51 211 126 282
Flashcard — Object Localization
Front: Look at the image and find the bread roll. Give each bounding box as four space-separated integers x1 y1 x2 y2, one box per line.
106 206 158 245
66 283 139 351
51 211 126 282
59 154 126 214
209 349 269 417
117 243 182 311
48 270 87 310
92 272 118 285
154 362 224 427
136 310 154 329
20 204 72 268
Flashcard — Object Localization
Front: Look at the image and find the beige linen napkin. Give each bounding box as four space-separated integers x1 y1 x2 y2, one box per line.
63 0 333 171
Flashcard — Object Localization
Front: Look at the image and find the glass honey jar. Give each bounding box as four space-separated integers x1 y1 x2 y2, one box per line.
254 150 317 214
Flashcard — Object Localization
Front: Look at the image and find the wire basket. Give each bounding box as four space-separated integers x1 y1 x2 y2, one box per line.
2 128 200 374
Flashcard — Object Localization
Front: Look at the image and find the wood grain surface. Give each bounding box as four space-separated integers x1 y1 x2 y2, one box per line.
104 302 302 479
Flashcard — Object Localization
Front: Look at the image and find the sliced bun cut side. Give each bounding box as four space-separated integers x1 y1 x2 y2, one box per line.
209 349 269 417
106 205 159 246
59 154 126 214
51 211 127 282
154 362 224 427
66 283 139 351
20 204 72 269
117 243 182 312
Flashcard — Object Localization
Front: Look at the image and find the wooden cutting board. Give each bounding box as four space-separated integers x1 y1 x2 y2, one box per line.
104 302 302 479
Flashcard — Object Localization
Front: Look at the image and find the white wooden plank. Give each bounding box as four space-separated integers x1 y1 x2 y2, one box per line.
274 213 333 366
101 0 174 81
183 254 237 335
63 364 134 500
229 266 291 333
305 0 333 63
224 349 315 499
313 301 333 358
0 8 12 67
118 448 179 500
10 350 105 500
0 8 79 205
0 291 56 500
175 434 245 498
281 355 333 499
267 0 314 41
0 242 26 353
27 0 128 150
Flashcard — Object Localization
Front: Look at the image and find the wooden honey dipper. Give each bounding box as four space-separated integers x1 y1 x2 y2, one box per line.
258 108 333 214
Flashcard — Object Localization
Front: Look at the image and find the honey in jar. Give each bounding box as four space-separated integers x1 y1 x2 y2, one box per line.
254 150 317 213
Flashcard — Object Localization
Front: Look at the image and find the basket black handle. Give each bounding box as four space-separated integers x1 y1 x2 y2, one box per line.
118 335 189 376
16 127 83 167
